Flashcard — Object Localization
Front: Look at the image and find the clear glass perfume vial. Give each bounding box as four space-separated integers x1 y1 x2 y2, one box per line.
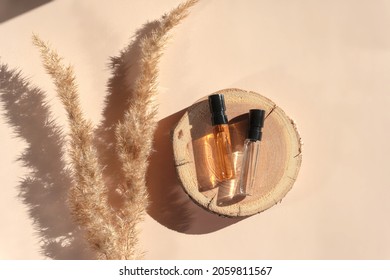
236 109 265 197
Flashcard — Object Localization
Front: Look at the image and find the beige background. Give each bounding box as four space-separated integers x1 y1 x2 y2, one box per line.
1 0 389 259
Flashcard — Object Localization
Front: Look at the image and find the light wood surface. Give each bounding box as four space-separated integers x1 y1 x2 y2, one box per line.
173 88 302 217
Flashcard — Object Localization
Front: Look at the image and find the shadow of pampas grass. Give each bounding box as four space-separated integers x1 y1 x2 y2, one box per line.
32 0 200 259
1 0 200 259
0 64 93 259
98 21 195 233
94 20 161 211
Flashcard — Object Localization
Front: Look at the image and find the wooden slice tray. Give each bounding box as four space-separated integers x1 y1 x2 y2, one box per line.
172 88 302 217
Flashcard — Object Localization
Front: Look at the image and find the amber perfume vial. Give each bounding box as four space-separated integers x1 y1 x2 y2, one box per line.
208 94 235 181
236 109 265 197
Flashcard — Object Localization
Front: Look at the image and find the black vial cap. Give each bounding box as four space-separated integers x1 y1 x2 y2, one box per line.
208 94 228 125
248 109 265 141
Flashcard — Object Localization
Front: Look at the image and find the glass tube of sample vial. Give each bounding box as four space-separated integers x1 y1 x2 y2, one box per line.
208 94 235 181
236 109 265 197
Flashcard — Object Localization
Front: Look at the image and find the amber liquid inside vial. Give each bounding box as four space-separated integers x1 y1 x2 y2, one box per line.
213 124 235 180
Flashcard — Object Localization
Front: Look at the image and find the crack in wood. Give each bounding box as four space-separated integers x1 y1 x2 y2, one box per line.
265 104 277 120
294 152 302 158
207 193 217 209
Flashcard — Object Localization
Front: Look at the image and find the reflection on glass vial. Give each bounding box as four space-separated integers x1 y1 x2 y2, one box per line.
216 151 243 206
237 139 260 196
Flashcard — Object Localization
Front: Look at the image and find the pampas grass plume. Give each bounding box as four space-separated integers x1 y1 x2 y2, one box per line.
33 0 199 259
